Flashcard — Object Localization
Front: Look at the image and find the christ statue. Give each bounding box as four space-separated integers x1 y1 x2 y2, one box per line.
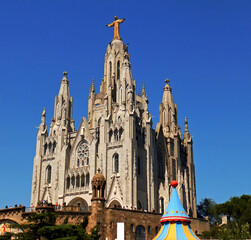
106 16 125 40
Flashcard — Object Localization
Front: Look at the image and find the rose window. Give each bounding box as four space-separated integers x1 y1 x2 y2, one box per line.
77 142 89 166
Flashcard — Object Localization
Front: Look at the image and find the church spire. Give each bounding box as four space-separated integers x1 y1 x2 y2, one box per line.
183 117 191 142
162 78 174 107
159 78 178 134
51 71 74 132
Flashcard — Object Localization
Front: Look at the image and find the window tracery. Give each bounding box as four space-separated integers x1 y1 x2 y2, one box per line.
77 142 89 166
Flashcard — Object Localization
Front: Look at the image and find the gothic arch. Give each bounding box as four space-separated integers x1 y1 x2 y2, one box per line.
117 60 120 80
66 176 70 189
45 165 52 184
107 199 122 209
113 153 119 173
135 225 146 240
68 197 88 207
157 146 165 180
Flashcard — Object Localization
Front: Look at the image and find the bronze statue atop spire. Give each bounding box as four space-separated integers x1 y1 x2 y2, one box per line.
106 16 125 41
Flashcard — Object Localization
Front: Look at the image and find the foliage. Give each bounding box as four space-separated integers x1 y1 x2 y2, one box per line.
0 232 13 240
197 198 220 226
202 222 251 240
198 195 251 239
216 195 251 225
11 213 100 240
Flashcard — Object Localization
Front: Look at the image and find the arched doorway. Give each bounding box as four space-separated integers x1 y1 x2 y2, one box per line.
108 200 122 209
135 225 145 240
68 197 88 211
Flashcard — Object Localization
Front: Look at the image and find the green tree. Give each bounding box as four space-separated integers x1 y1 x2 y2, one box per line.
197 198 220 226
200 195 251 238
202 222 251 240
12 213 100 240
216 195 251 225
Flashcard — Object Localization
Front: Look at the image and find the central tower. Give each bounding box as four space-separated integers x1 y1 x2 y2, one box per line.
87 17 155 210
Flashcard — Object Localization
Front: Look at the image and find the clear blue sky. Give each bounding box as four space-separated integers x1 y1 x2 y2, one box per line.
0 0 250 209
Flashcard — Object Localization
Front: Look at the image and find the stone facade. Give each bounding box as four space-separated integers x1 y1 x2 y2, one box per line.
31 34 197 218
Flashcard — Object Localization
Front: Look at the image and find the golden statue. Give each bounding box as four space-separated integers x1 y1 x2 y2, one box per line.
106 16 125 40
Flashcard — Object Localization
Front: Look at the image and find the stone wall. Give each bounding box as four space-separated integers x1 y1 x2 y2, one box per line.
0 206 209 239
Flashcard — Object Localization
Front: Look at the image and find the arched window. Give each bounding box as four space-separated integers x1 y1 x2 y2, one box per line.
71 175 75 188
52 142 56 153
160 197 164 214
114 129 118 141
77 142 89 166
135 225 145 240
131 224 134 232
48 142 52 153
137 157 141 175
44 143 47 155
157 149 165 180
109 130 113 142
117 61 120 80
46 165 52 184
119 128 123 141
114 154 119 173
97 118 101 144
137 200 142 210
81 174 85 187
76 175 80 188
66 176 70 189
77 159 80 167
86 173 90 186
109 61 112 78
120 87 123 104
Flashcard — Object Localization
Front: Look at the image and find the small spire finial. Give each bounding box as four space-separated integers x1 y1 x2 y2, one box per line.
41 108 46 123
142 81 145 94
62 71 69 82
185 117 188 132
91 77 95 92
97 168 101 173
165 78 170 84
138 89 141 96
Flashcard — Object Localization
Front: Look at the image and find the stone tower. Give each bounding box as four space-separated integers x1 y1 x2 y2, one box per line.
31 19 197 217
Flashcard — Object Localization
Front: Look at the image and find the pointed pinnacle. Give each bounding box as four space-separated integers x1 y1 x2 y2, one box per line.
138 89 141 96
142 81 145 94
185 117 189 132
62 71 69 82
91 77 95 92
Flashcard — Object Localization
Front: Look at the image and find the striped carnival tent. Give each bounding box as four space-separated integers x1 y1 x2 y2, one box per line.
153 180 200 240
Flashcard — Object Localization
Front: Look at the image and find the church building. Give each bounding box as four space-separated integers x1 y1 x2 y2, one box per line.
31 16 197 218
